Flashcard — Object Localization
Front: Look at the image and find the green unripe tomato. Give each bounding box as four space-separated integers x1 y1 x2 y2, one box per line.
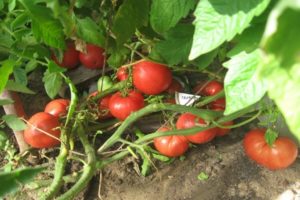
97 76 113 92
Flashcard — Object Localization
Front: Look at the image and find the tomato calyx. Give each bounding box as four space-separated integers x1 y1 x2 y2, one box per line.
264 129 279 147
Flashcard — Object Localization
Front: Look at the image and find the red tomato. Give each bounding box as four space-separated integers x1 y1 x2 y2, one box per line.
201 81 223 96
98 95 113 120
243 129 298 170
79 44 105 69
52 42 80 69
109 90 145 120
210 98 226 111
24 112 61 148
88 92 113 120
133 60 172 95
176 113 216 144
44 99 70 117
216 121 234 136
116 66 129 81
154 127 189 157
166 79 183 94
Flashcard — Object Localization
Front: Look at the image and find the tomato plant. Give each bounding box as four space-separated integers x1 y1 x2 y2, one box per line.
79 44 105 69
97 76 113 92
44 99 70 117
24 112 61 148
109 90 145 121
52 42 80 69
243 129 298 170
133 60 172 95
165 79 183 94
176 113 216 144
154 127 189 157
216 121 234 137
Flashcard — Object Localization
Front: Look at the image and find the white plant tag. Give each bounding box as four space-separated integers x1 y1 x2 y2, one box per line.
175 92 201 106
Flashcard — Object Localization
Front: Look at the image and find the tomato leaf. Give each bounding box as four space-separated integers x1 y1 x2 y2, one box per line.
107 38 130 68
153 24 194 65
197 172 209 181
0 60 14 95
189 0 270 60
150 0 197 33
223 49 267 115
48 60 66 73
76 17 106 47
258 1 300 142
265 129 278 146
19 0 65 49
0 167 44 198
261 0 300 68
227 23 265 58
5 80 35 94
13 67 28 86
2 114 27 131
0 99 14 106
112 0 149 45
43 70 63 99
0 131 8 149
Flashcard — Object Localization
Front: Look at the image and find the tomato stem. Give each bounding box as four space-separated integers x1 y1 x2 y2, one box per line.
265 129 278 147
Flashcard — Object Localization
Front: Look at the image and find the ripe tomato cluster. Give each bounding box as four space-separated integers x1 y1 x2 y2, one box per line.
52 42 105 69
24 99 70 148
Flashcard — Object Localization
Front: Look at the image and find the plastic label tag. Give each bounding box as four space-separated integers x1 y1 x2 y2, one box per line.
175 92 201 106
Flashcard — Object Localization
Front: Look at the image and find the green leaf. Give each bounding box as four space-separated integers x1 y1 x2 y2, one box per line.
8 0 16 12
153 24 194 65
0 131 8 149
20 0 65 49
2 114 27 131
13 67 28 86
5 80 35 94
0 60 15 94
42 70 63 99
75 0 88 8
0 167 44 198
261 1 300 68
192 49 218 70
189 0 270 60
152 153 170 162
25 60 38 73
197 172 209 181
112 0 149 44
76 17 105 47
259 57 300 142
48 60 66 73
223 49 267 115
107 39 130 68
0 99 14 106
150 0 197 33
11 13 30 30
264 129 278 146
227 23 265 57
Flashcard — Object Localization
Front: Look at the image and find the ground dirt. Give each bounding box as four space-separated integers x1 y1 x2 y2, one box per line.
9 69 300 200
87 127 300 200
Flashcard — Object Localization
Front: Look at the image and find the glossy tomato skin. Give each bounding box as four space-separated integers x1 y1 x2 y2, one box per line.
133 60 172 95
24 112 61 148
243 129 298 170
116 66 129 81
202 81 223 96
52 42 80 69
44 99 70 117
79 44 105 69
98 95 113 120
154 127 189 157
210 98 226 111
166 79 183 94
88 92 113 120
109 90 145 120
216 121 234 136
176 113 216 144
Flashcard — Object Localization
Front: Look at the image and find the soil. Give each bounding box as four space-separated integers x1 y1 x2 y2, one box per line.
89 127 300 200
5 69 300 200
